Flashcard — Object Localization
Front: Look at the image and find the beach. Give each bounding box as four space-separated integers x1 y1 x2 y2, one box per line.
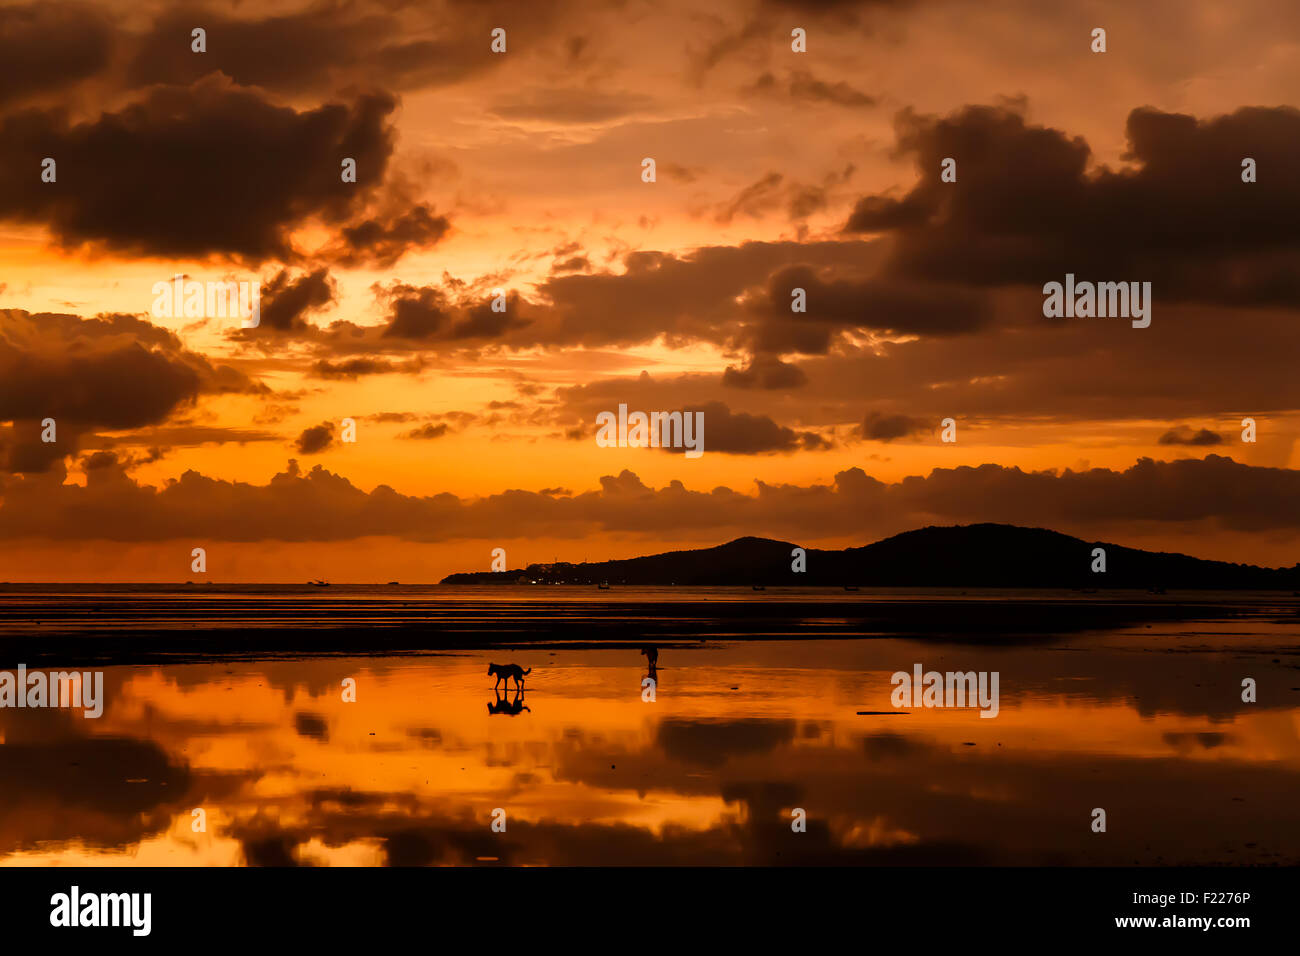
0 587 1295 866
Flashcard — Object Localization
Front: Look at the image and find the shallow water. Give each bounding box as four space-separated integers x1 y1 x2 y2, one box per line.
1 608 1297 865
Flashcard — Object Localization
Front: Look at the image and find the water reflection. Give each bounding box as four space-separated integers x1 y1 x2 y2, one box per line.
487 689 530 716
1 630 1297 866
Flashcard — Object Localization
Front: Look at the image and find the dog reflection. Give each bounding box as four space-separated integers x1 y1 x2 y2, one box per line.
487 688 531 716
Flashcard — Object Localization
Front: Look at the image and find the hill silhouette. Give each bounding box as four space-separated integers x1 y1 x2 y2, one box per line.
441 523 1300 589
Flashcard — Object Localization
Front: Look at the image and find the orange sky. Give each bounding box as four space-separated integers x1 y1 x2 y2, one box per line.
1 0 1299 579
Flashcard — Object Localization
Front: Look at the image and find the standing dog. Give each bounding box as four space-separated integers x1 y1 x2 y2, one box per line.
488 662 531 691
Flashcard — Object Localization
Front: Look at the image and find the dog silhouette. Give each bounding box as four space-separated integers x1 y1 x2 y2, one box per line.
488 662 530 691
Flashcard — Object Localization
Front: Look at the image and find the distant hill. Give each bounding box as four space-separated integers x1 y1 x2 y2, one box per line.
441 524 1300 589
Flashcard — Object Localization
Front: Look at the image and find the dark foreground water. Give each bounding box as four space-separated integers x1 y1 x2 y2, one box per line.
0 587 1296 865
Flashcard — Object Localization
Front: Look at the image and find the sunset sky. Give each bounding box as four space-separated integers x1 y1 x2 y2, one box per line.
1 0 1298 580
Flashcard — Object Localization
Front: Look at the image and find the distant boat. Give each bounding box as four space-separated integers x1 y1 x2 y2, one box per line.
844 585 860 591
752 585 766 591
597 581 611 590
309 580 330 587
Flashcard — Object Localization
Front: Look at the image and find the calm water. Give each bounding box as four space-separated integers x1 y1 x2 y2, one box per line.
0 591 1297 865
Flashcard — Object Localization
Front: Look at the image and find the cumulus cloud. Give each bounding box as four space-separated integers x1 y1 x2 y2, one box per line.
256 269 338 333
723 355 808 390
845 103 1300 309
679 401 830 454
324 205 451 268
0 79 397 261
857 411 929 441
0 309 256 472
295 422 334 454
1159 426 1223 446
0 2 112 106
1 454 1296 545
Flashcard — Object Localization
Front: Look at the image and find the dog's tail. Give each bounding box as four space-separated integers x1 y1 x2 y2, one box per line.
523 667 531 675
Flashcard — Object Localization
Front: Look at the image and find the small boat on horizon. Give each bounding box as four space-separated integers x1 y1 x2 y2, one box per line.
309 580 330 587
597 581 611 590
752 585 766 591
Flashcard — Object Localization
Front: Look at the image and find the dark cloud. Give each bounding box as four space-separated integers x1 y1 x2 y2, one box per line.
376 284 531 342
714 172 786 224
857 410 928 441
1 420 70 474
558 379 827 452
401 423 450 440
714 166 855 224
723 355 808 390
361 412 420 424
126 4 502 96
680 401 828 454
551 255 590 274
788 70 875 108
0 78 397 261
533 240 884 352
753 263 989 353
1159 426 1223 446
1 454 1298 545
0 312 200 428
248 241 905 360
295 422 334 454
380 284 448 340
0 2 112 106
753 70 875 109
845 104 1300 308
257 269 338 333
326 205 451 268
660 162 705 183
309 357 424 379
694 0 905 78
0 309 255 472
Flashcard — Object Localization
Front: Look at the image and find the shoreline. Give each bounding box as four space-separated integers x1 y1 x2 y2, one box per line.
0 591 1295 666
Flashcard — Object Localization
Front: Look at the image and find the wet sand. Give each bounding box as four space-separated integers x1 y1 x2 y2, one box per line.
0 585 1297 665
0 588 1296 866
